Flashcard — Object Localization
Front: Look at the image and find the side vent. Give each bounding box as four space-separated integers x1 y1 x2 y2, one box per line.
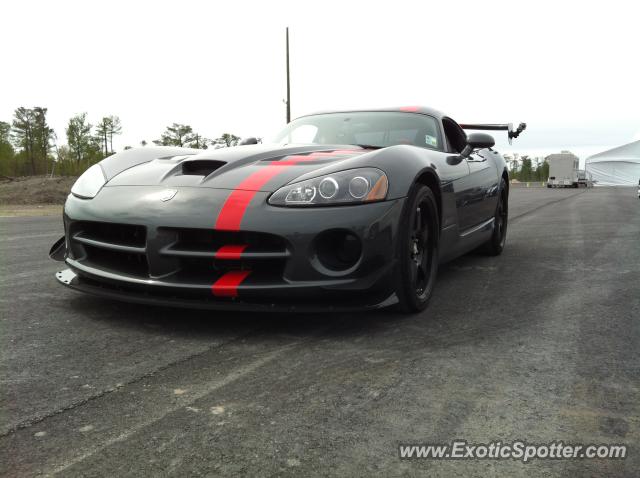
182 160 226 176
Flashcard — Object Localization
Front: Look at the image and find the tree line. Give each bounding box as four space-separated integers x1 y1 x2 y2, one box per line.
0 106 556 182
504 154 550 182
0 107 243 178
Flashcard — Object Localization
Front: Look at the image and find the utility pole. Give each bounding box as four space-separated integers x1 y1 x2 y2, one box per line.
285 27 291 124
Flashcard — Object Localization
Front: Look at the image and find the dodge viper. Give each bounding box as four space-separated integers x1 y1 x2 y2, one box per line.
50 107 525 312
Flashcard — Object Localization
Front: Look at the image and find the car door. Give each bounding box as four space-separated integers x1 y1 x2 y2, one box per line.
441 117 500 232
439 117 485 232
462 149 500 226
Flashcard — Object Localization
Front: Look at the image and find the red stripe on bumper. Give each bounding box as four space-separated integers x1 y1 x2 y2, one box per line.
211 270 251 297
215 244 247 260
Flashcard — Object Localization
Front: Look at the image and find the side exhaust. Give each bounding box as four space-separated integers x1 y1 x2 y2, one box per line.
49 236 67 261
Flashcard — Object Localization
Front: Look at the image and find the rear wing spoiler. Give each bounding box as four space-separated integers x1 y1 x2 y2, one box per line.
459 122 527 144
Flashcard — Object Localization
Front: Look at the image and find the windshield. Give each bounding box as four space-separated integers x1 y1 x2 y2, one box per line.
272 112 442 150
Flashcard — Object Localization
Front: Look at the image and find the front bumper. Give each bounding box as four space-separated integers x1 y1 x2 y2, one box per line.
56 186 405 311
55 269 399 312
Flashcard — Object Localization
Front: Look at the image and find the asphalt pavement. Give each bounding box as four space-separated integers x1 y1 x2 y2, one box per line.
1 187 638 477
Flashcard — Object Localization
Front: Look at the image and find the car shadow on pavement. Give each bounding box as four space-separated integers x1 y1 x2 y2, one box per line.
64 292 397 339
62 240 551 351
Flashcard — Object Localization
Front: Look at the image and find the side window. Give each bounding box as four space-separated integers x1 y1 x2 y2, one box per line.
415 116 441 150
442 118 467 153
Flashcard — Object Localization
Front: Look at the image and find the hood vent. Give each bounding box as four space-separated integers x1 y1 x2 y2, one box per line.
182 160 226 176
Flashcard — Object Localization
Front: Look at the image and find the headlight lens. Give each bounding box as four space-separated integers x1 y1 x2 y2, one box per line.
318 177 339 199
269 168 388 206
71 164 107 199
348 176 369 199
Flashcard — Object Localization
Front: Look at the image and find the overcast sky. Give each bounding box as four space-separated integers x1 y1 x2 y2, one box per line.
2 0 639 161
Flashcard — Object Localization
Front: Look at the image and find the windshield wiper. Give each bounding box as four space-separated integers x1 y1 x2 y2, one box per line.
353 144 384 150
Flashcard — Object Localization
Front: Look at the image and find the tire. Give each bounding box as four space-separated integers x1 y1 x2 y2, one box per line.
395 184 439 313
480 178 508 256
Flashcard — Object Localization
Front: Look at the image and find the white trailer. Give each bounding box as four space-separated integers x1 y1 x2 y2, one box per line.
547 152 580 188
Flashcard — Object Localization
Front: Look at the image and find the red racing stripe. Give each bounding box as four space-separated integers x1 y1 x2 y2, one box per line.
211 270 251 297
214 189 258 231
215 244 247 260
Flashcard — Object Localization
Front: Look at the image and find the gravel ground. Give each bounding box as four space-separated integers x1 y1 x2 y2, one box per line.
0 187 638 477
0 176 76 206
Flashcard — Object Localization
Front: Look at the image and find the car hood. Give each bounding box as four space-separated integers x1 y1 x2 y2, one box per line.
104 144 374 192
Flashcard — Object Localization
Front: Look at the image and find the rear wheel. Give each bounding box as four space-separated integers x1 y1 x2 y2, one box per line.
395 184 439 313
480 178 508 256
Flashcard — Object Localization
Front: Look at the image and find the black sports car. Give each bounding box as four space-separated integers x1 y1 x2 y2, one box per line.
50 107 525 312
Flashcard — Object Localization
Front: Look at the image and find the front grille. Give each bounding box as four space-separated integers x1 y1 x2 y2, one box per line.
66 221 289 286
81 244 149 277
68 221 149 278
166 228 286 254
70 221 146 248
160 227 289 283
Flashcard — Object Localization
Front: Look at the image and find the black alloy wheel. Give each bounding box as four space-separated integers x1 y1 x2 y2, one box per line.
396 184 439 312
481 178 508 256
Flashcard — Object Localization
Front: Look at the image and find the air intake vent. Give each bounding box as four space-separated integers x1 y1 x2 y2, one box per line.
182 160 226 176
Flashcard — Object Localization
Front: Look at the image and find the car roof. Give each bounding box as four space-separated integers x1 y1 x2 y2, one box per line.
297 106 446 121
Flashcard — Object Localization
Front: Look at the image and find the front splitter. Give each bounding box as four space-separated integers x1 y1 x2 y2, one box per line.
55 269 398 313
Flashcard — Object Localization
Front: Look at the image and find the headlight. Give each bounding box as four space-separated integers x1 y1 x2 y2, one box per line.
71 164 107 199
269 168 388 206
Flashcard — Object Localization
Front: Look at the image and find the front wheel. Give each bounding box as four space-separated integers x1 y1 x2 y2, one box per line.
395 184 439 313
480 178 508 256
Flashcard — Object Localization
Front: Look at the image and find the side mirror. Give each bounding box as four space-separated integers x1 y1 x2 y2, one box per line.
239 137 259 145
460 132 495 157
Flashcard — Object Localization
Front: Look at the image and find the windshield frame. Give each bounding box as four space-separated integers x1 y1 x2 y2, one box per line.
271 111 444 152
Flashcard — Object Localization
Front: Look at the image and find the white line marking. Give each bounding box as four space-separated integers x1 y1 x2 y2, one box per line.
49 345 294 476
1 232 61 241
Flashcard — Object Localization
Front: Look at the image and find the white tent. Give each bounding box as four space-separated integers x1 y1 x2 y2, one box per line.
585 140 640 186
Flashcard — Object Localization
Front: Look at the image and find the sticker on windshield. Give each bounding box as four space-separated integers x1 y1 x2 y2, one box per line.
425 135 438 147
